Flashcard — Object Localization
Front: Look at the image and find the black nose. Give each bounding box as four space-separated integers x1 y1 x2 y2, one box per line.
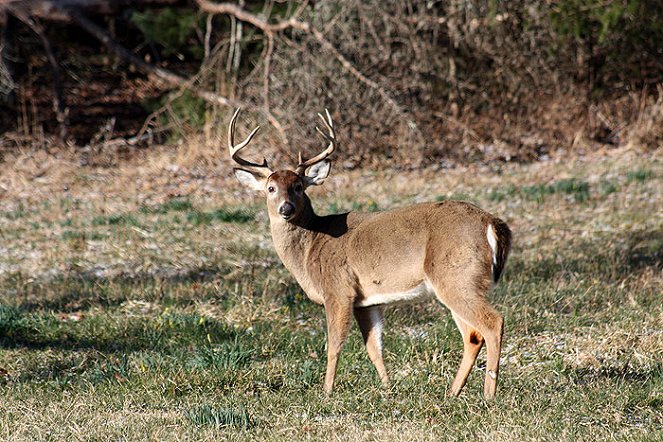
278 202 295 219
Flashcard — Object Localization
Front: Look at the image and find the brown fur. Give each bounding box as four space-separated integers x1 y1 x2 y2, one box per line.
237 170 513 398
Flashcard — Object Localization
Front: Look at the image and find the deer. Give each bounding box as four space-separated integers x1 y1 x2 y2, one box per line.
228 109 512 399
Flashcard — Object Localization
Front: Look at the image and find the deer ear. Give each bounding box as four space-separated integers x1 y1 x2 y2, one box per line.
233 168 265 191
303 160 331 186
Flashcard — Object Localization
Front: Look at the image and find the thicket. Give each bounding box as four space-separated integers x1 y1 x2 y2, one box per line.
1 0 662 166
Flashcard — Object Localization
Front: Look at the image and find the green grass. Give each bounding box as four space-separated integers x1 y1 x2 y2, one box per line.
91 213 142 227
185 207 254 225
4 202 28 220
141 197 194 214
436 193 467 202
626 169 654 183
185 403 254 429
487 177 618 204
328 199 380 213
0 159 661 440
517 178 591 203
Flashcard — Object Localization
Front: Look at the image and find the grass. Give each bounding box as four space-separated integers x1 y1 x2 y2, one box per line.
185 207 254 225
185 404 254 429
0 152 661 441
141 197 195 214
91 213 142 227
487 178 591 203
626 169 655 184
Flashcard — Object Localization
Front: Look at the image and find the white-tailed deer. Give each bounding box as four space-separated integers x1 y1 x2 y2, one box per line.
229 109 512 398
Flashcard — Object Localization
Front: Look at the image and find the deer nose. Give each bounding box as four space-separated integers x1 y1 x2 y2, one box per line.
278 202 295 219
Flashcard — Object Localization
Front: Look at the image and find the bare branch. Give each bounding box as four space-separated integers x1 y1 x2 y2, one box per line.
263 32 274 111
195 0 307 33
204 13 213 60
306 24 405 117
53 4 288 146
8 4 68 138
195 0 411 122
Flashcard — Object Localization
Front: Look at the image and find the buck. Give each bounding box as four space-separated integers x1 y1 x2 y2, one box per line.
228 109 512 398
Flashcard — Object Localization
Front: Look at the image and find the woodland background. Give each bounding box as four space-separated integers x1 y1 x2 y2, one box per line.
1 0 662 168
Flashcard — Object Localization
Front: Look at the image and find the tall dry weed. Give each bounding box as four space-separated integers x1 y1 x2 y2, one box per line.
628 85 663 151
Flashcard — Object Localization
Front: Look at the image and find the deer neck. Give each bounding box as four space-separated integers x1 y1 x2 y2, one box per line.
269 198 318 262
268 197 326 300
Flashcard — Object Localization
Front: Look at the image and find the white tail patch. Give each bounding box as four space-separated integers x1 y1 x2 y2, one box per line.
486 224 498 266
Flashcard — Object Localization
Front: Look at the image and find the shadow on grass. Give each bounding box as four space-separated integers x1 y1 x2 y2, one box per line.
508 228 663 283
0 303 240 354
569 361 662 385
1 256 278 314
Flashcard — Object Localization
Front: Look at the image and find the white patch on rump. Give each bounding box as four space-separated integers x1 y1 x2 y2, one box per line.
355 281 434 308
486 223 498 265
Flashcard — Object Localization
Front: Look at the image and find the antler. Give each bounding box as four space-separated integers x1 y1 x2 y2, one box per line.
295 109 336 175
228 108 273 177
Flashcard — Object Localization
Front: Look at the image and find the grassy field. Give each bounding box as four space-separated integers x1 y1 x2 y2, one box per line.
0 148 661 441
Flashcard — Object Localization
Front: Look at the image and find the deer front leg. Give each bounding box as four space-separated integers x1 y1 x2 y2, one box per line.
323 299 353 394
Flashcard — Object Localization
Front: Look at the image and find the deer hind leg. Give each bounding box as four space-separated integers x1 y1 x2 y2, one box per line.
323 299 353 394
428 279 504 399
448 312 484 397
354 306 389 386
481 310 504 399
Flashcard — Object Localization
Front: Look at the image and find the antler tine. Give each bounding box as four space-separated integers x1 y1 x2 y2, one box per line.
296 109 336 175
228 108 272 177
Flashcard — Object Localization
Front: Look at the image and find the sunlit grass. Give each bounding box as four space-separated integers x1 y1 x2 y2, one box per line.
0 154 661 441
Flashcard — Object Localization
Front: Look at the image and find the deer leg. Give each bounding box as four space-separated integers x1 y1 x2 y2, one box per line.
354 306 389 386
448 312 484 397
323 300 353 394
450 300 502 399
481 312 504 399
428 278 504 399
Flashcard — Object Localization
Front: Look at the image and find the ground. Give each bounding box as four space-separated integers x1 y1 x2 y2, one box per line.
0 145 661 441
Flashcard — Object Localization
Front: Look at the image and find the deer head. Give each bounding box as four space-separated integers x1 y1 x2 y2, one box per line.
229 109 336 223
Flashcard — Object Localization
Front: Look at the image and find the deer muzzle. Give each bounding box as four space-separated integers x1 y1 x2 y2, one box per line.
278 202 296 220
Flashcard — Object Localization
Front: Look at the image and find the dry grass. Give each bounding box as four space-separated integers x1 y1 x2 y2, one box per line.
0 144 661 441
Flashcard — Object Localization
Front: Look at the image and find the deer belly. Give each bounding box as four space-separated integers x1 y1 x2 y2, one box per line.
354 281 434 307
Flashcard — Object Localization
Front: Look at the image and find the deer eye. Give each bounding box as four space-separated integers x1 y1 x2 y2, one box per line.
294 183 303 193
267 186 275 193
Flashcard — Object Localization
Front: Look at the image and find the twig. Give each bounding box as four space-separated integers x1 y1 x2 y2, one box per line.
238 33 269 88
195 0 416 135
433 111 483 142
55 5 288 146
264 109 288 149
0 35 16 96
9 5 68 139
195 0 307 33
196 0 395 108
204 13 213 60
306 24 405 118
62 8 198 92
226 12 236 74
263 32 274 111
